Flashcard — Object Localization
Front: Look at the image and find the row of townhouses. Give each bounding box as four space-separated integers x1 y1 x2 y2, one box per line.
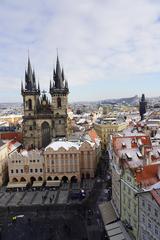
110 131 160 240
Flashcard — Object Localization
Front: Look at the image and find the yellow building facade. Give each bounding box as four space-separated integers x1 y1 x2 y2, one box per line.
94 118 128 149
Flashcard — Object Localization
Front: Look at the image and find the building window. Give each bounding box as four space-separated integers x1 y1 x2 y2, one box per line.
155 225 158 235
57 97 61 108
11 170 14 173
30 169 33 173
29 126 32 131
148 204 151 212
12 161 14 163
134 204 136 214
128 201 131 209
21 169 23 173
59 120 61 124
37 159 39 162
127 176 131 182
35 169 38 173
28 99 32 110
33 160 35 162
47 168 50 173
142 200 145 207
16 169 18 173
128 188 131 195
40 168 42 172
148 219 152 230
30 160 32 162
155 209 158 217
142 214 145 223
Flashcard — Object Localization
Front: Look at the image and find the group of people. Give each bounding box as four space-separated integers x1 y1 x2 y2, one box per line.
41 194 54 203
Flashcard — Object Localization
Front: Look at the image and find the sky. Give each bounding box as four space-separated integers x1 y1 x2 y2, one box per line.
1 0 160 102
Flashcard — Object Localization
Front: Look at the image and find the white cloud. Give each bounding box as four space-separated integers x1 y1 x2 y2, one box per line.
0 0 160 101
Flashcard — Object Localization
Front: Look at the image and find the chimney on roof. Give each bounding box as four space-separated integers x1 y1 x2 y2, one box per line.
122 143 126 148
147 151 153 165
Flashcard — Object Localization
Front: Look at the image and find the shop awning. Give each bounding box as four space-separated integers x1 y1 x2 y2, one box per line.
105 221 126 240
7 182 27 188
46 180 61 187
32 181 43 187
99 201 117 225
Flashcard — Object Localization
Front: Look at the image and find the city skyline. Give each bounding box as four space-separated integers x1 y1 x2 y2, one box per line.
1 0 160 102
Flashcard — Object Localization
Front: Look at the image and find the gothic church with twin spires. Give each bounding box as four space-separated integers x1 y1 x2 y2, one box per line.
21 56 69 149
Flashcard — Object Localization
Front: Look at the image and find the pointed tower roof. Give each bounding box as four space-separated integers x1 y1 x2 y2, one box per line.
55 55 63 88
50 55 69 95
32 70 36 89
22 57 40 95
21 81 23 94
27 57 32 82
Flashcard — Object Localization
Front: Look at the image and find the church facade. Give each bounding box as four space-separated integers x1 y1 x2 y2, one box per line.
21 56 69 149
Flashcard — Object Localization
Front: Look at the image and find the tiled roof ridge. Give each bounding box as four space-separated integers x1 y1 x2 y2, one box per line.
151 189 160 206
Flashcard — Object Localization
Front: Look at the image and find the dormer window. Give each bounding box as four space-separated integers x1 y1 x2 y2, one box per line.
122 143 126 148
125 152 132 160
137 151 142 158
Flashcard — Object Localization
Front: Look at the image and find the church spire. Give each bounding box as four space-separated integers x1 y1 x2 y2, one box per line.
50 55 69 95
21 80 23 94
22 57 40 95
55 55 63 88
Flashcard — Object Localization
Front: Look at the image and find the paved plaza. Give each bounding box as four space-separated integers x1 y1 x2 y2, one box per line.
1 211 88 240
0 179 95 207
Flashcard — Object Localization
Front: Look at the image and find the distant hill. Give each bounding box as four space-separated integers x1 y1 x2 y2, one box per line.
101 95 139 105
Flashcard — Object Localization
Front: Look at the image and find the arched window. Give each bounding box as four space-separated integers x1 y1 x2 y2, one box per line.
47 176 52 181
28 99 32 110
38 176 43 181
57 97 61 108
20 177 26 182
12 178 18 182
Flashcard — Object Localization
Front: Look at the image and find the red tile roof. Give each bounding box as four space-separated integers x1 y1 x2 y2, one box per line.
151 189 160 206
136 164 159 187
112 135 151 152
0 132 22 142
87 129 99 142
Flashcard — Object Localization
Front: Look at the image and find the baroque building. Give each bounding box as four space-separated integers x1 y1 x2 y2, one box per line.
21 56 69 149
